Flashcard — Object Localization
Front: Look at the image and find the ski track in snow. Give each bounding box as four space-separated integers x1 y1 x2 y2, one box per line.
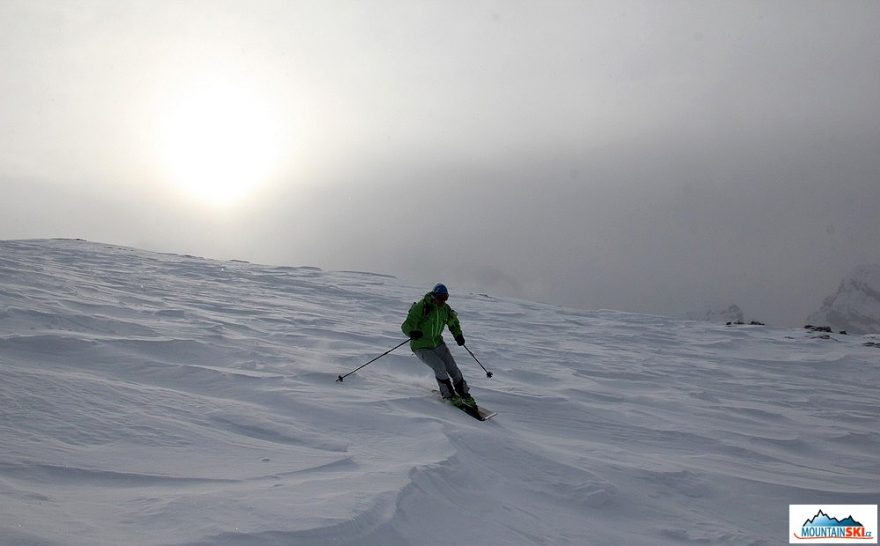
1 239 878 546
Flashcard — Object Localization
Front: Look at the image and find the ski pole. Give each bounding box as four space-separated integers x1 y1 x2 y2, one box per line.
336 339 410 382
463 344 493 378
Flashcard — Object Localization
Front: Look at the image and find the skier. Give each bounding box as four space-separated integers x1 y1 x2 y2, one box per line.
401 283 474 407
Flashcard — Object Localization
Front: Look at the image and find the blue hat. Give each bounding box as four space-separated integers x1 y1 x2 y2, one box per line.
432 283 449 296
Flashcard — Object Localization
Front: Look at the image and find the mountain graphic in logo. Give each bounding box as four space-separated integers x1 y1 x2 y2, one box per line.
804 510 865 529
791 505 877 543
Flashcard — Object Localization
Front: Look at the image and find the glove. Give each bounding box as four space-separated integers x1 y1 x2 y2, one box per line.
409 330 423 340
454 334 465 346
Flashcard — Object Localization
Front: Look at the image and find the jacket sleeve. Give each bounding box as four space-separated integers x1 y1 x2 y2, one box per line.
446 307 463 337
401 301 422 337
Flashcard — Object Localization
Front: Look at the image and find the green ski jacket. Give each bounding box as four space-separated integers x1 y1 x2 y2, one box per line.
401 293 463 351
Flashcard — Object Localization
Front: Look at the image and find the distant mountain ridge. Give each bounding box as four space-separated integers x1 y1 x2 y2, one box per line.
706 304 744 324
687 304 745 324
808 264 880 334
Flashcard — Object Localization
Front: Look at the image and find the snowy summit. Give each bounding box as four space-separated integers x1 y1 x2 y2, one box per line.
809 264 880 334
1 239 878 546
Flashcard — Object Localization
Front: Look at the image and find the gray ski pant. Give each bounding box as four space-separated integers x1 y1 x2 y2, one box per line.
414 343 468 398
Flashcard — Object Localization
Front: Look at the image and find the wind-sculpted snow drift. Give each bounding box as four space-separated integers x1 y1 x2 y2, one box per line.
1 239 878 546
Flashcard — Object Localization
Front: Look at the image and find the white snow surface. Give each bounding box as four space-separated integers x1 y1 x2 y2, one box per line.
1 239 878 546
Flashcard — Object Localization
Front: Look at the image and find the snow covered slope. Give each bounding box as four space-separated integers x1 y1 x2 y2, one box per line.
1 239 878 546
808 264 880 334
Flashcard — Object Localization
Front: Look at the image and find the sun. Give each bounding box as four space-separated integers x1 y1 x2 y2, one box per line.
158 82 281 207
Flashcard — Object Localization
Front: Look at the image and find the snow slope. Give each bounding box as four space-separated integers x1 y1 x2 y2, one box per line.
1 239 878 546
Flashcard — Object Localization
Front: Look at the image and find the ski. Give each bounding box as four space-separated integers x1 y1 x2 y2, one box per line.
433 390 497 421
455 402 497 421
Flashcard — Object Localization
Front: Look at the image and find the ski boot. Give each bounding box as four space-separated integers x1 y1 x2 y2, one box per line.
454 379 477 408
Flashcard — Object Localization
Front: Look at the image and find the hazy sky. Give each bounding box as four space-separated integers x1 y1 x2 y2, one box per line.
2 0 879 326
